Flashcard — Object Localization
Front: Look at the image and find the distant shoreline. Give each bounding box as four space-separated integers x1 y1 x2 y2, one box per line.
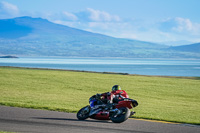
2 56 200 60
0 66 199 80
0 55 18 58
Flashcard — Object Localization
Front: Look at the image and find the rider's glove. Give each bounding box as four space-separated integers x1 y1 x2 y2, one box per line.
119 95 125 99
107 92 111 96
96 93 101 99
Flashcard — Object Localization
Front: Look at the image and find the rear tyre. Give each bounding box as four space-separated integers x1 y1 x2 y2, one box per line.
110 107 130 123
77 106 90 120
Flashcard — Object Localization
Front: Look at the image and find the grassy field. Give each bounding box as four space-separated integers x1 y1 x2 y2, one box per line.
0 67 199 125
0 131 14 133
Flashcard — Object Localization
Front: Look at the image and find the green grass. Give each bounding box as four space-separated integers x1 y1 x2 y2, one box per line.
0 131 14 133
0 67 200 125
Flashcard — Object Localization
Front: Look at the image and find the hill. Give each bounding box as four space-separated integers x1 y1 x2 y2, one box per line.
168 43 200 53
0 16 199 58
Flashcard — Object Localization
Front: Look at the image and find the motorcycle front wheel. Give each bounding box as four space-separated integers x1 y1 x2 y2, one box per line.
77 106 90 120
110 107 130 123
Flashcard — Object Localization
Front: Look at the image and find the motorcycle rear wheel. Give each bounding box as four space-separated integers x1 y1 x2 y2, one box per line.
110 107 130 123
77 106 90 120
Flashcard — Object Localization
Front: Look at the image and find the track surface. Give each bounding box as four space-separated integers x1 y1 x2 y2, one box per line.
0 106 199 133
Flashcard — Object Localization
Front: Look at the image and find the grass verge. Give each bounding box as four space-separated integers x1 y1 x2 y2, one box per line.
0 131 15 133
0 67 199 125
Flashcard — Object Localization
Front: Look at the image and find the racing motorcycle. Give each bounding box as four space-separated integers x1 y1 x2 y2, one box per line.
77 92 138 123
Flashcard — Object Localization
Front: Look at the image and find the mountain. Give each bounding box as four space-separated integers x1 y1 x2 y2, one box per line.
0 16 200 58
168 43 200 53
160 40 194 46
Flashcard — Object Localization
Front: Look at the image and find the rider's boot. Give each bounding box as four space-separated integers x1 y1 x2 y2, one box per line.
130 111 136 116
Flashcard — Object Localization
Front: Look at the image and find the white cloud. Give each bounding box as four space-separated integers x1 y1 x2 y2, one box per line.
52 20 81 28
86 21 132 36
160 17 200 35
157 17 200 42
47 8 124 38
62 11 78 21
173 17 200 35
86 8 120 22
0 1 19 18
49 8 121 23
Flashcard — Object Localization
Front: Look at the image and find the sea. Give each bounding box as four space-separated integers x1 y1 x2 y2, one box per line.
0 57 200 77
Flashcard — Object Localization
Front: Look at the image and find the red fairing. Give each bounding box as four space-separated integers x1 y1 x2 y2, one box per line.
101 90 129 103
115 100 133 109
112 90 133 109
92 111 110 120
111 90 129 98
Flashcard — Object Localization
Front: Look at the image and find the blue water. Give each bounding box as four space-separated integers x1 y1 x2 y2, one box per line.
0 57 200 77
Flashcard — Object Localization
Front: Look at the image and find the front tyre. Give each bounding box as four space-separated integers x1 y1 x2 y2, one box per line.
110 107 130 123
77 106 90 120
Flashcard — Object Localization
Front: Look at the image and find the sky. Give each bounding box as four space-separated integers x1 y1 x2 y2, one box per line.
0 0 200 44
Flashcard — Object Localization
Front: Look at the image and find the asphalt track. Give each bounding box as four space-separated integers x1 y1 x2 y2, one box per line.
0 106 199 133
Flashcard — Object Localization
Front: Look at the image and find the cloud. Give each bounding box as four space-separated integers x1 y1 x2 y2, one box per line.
47 8 121 24
62 11 78 21
86 21 134 36
61 8 121 22
173 17 200 35
86 8 120 22
0 1 19 18
160 17 200 35
50 10 185 42
47 8 123 37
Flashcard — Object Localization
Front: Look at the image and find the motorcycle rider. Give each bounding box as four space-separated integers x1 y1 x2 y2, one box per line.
89 85 129 116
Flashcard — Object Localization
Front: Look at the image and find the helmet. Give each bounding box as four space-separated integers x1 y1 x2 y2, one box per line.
112 85 121 91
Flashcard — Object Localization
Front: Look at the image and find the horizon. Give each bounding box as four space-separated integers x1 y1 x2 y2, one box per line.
0 0 200 45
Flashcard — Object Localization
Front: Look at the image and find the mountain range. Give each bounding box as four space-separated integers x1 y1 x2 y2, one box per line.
0 16 199 58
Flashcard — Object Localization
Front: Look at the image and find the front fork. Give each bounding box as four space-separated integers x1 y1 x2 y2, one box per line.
130 111 136 117
82 106 90 114
130 102 136 117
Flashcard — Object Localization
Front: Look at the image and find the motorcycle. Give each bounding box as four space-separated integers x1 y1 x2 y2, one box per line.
77 92 138 123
